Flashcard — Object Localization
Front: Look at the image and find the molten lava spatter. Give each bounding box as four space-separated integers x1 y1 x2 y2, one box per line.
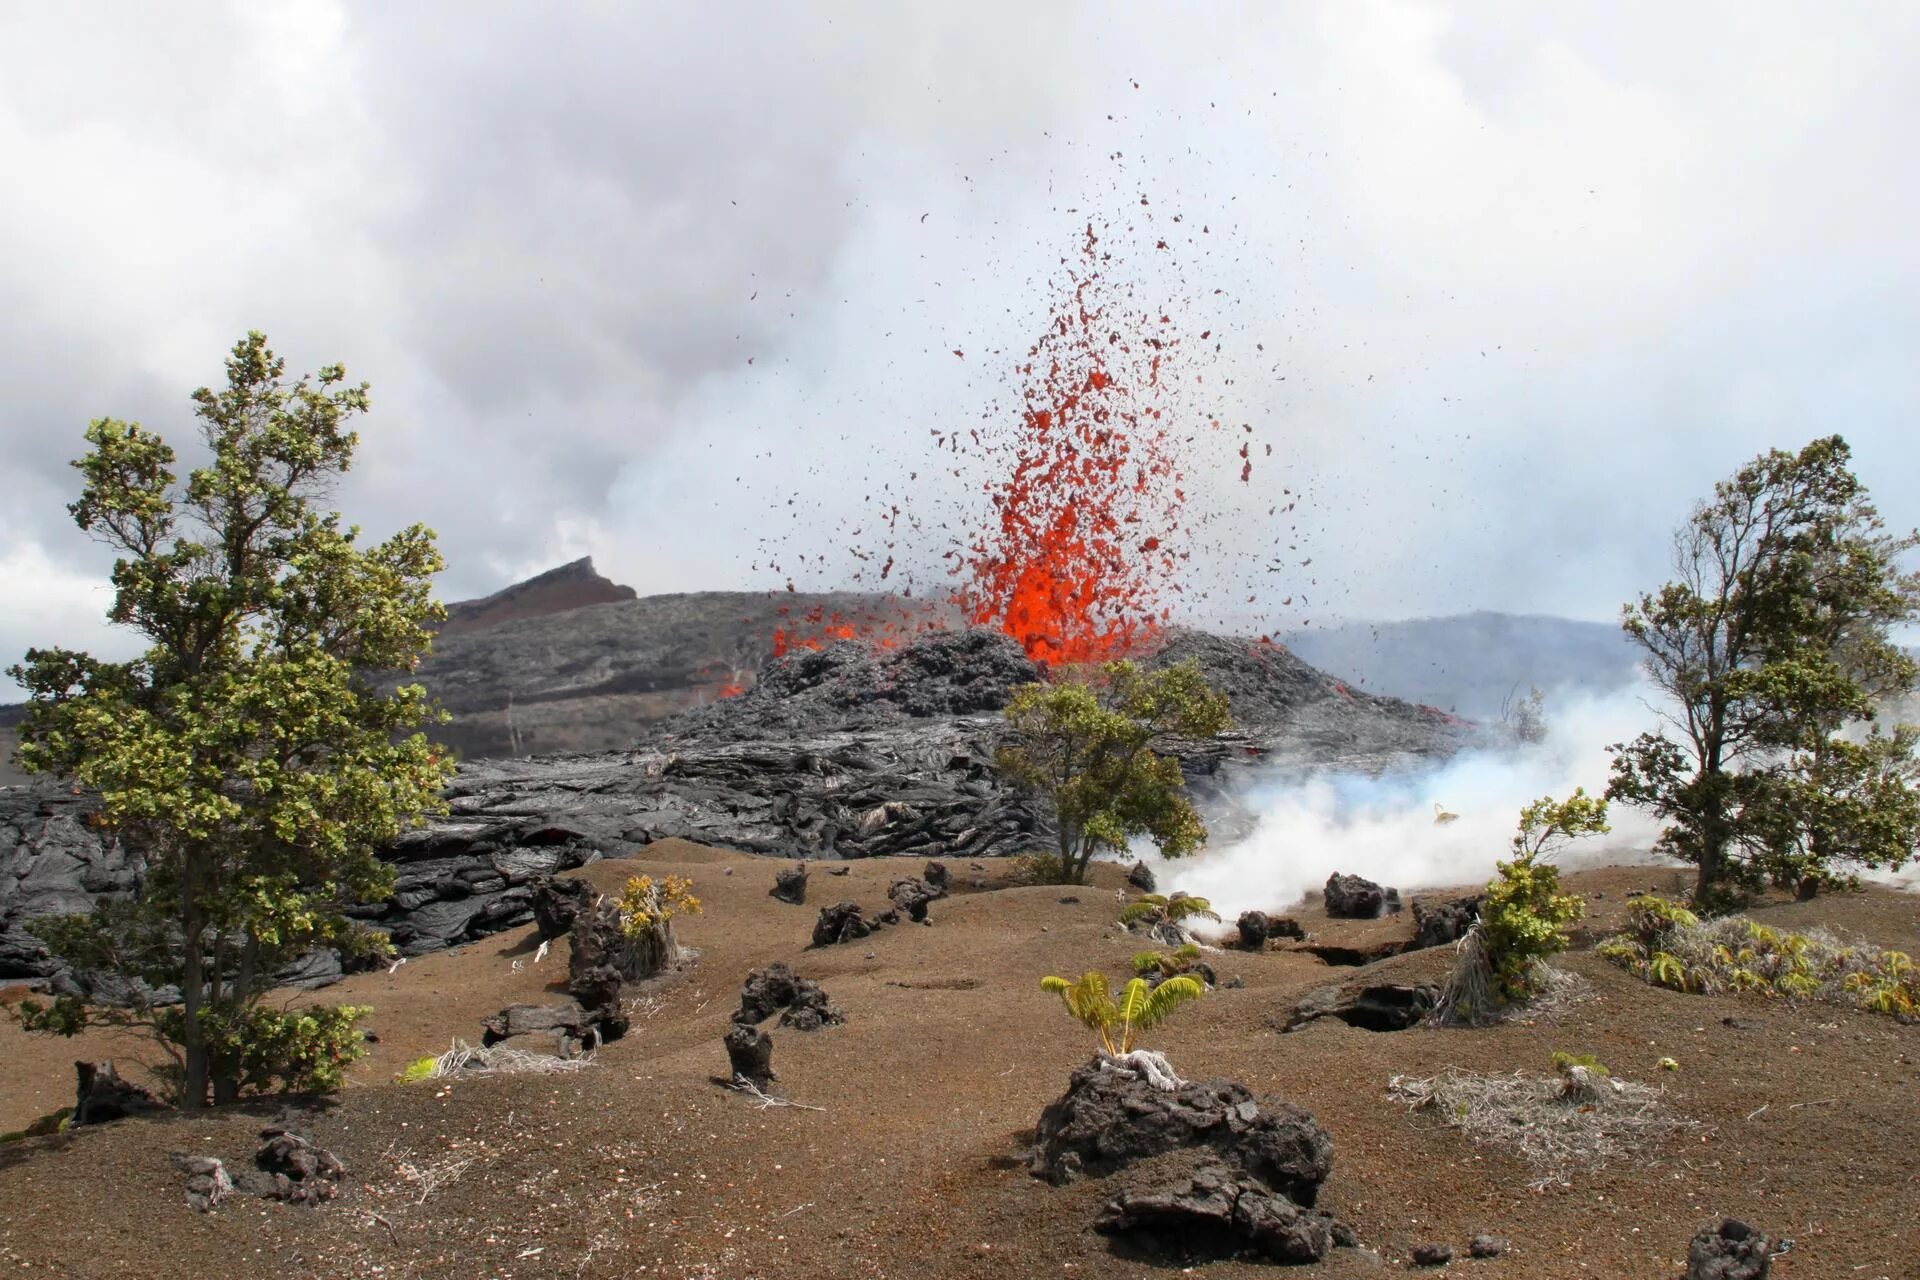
954 223 1188 664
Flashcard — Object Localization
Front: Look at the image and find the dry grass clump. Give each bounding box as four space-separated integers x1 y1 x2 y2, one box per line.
424 1039 597 1079
1426 926 1591 1027
1388 1057 1695 1189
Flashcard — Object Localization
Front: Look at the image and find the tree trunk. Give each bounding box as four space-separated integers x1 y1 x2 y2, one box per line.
179 895 208 1112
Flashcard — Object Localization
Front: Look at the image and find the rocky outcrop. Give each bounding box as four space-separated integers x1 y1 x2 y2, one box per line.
770 864 808 905
1033 1056 1350 1265
1688 1219 1774 1280
1031 1060 1334 1204
72 1061 165 1127
1323 873 1401 920
1281 982 1438 1032
531 876 596 941
724 1023 775 1086
1095 1157 1352 1265
481 1001 608 1057
1410 894 1481 950
811 901 873 947
888 876 943 923
245 1128 346 1205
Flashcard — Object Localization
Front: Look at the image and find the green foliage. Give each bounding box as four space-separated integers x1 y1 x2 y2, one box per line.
1550 1050 1609 1078
1607 436 1920 902
1599 906 1920 1020
998 660 1232 885
5 332 454 1109
1131 943 1205 979
396 1054 440 1085
1476 792 1600 1000
13 994 88 1037
1040 969 1206 1055
175 1003 372 1097
1118 893 1221 929
0 1107 73 1144
616 874 702 937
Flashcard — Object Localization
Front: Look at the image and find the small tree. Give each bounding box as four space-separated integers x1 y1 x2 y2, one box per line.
1434 791 1604 1023
998 659 1231 885
1607 436 1920 904
1499 684 1548 746
8 332 453 1109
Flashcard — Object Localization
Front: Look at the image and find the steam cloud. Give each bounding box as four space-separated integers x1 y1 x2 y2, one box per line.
1161 686 1672 918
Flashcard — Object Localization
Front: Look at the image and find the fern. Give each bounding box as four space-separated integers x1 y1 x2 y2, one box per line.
1648 951 1690 991
1041 970 1205 1054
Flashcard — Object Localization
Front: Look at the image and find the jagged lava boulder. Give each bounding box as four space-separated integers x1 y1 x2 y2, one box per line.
1030 1061 1334 1205
1323 872 1400 920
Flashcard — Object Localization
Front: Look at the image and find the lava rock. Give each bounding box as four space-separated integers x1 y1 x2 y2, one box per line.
1030 1059 1334 1206
1323 873 1396 919
735 963 803 1024
889 876 943 923
567 963 630 1041
1687 1219 1774 1280
1128 862 1158 892
1236 910 1273 950
71 1060 165 1127
247 1127 346 1205
770 863 809 905
480 1001 606 1055
531 876 596 940
1468 1234 1509 1258
812 901 873 946
1410 895 1481 950
1268 916 1306 940
1096 1159 1348 1265
778 978 845 1031
570 897 680 986
923 860 950 890
1412 1242 1454 1266
1282 982 1438 1033
724 1023 775 1086
170 1153 233 1212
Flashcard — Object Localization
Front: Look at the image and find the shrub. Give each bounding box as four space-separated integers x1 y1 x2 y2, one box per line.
617 875 702 937
1040 970 1205 1055
1599 901 1920 1021
157 1003 372 1099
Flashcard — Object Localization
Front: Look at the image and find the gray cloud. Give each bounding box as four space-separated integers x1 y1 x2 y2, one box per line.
4 2 1920 696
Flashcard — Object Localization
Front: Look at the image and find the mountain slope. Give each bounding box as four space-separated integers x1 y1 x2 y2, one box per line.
1281 612 1641 719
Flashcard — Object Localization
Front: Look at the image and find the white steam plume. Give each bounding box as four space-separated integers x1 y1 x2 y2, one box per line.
1161 685 1673 918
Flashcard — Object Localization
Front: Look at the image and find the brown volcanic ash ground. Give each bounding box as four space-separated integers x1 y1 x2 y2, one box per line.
3 850 1917 1279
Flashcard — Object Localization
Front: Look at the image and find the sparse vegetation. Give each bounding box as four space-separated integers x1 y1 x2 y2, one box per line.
1040 970 1205 1055
1388 1052 1694 1189
997 659 1232 885
4 332 452 1108
617 874 703 936
1607 435 1920 906
1118 892 1220 930
1598 896 1920 1020
1431 792 1603 1023
1130 944 1208 982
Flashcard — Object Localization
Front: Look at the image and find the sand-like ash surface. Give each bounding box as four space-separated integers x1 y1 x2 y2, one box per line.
2 848 1917 1279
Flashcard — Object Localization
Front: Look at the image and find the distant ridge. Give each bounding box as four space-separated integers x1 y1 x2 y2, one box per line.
438 556 637 637
1280 611 1640 719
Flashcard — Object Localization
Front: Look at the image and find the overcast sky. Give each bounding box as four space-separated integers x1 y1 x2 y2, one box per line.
5 2 1920 695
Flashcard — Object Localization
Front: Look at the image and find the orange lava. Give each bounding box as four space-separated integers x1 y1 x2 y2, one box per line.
953 223 1186 665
